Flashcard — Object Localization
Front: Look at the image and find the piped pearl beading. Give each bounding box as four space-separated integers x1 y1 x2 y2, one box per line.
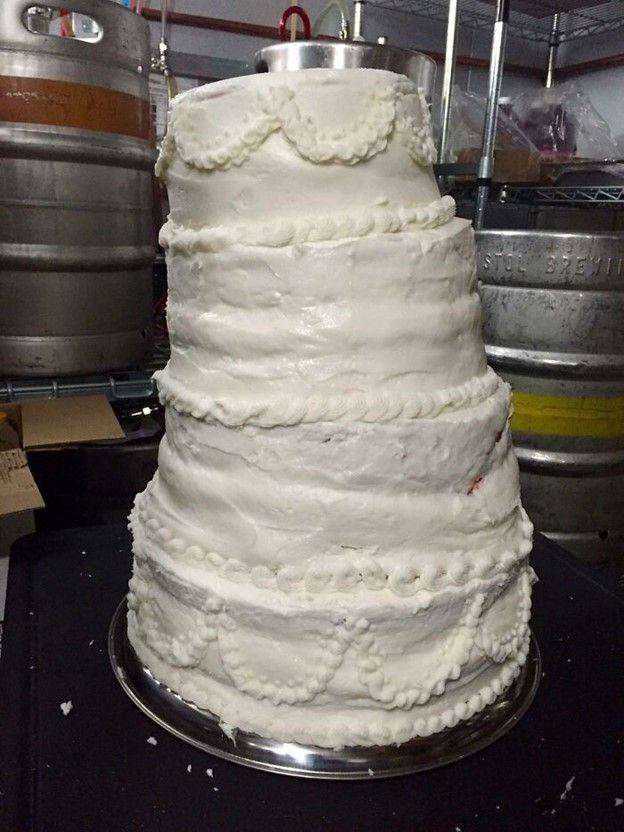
129 499 533 599
159 195 456 256
154 365 502 429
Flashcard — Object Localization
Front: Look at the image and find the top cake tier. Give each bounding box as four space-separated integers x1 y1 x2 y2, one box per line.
154 68 487 413
156 68 442 235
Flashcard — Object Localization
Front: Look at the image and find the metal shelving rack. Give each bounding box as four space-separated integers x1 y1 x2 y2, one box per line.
369 0 624 42
500 184 624 204
369 0 624 222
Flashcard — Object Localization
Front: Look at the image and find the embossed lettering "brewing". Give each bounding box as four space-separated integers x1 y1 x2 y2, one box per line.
544 255 624 277
481 252 624 277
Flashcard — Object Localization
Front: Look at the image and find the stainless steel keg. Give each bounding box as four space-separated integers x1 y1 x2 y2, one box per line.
0 0 154 376
476 230 624 560
254 41 436 101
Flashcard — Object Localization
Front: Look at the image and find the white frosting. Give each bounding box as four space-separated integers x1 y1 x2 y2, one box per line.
129 68 534 749
157 218 488 417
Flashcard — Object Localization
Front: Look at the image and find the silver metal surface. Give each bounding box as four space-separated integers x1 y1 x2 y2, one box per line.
0 0 149 94
476 229 624 560
0 0 154 376
109 599 541 779
353 0 366 39
545 13 560 88
254 41 436 98
474 0 509 230
0 338 168 402
438 0 459 167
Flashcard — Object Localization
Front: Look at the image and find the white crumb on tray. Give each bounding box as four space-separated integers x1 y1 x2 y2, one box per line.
60 701 73 716
147 736 157 746
187 764 192 773
213 787 219 792
219 721 238 745
560 775 575 800
367 768 374 776
206 768 213 778
615 798 623 807
88 639 94 646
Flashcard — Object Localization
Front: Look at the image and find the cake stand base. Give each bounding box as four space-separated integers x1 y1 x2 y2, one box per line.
109 598 540 780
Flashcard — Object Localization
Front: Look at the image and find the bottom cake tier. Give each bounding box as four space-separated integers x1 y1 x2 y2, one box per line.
127 516 535 749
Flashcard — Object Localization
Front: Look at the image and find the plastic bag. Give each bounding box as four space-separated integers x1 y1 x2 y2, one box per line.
443 85 541 182
513 81 618 161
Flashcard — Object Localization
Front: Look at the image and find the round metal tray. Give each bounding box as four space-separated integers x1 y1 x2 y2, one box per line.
253 41 436 100
109 599 540 779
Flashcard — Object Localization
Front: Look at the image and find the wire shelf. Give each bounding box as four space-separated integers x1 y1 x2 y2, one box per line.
369 0 624 42
500 184 624 203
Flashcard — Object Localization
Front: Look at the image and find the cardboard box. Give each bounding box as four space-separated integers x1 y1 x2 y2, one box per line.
0 395 124 517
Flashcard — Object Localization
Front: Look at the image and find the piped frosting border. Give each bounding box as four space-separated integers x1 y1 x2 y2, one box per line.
156 74 436 179
154 366 503 428
159 196 456 255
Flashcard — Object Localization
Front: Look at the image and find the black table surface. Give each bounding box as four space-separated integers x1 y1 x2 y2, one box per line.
0 526 622 832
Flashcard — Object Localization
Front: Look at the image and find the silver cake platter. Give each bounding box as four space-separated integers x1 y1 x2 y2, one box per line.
109 599 541 780
253 41 436 101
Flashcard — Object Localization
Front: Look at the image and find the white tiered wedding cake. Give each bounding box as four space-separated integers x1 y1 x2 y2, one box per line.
127 68 534 749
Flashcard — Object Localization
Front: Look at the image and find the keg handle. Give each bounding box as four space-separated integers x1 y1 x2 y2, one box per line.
279 6 312 40
14 0 145 48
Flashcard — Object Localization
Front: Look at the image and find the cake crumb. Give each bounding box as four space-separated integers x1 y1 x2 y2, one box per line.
187 765 192 773
367 768 374 777
206 768 213 778
615 798 623 807
147 736 157 746
560 775 575 800
60 701 73 716
219 721 238 746
88 639 94 646
213 787 219 792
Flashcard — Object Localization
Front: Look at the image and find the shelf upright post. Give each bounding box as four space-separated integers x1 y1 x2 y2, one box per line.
353 1 366 40
545 13 560 88
438 0 461 190
474 0 509 229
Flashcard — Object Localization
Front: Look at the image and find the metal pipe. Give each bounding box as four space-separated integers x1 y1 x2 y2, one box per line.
438 0 460 191
353 1 365 40
545 13 560 88
439 0 460 167
313 1 350 40
474 0 509 230
160 0 167 45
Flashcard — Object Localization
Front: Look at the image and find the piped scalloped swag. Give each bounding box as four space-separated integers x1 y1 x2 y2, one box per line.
156 75 436 179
